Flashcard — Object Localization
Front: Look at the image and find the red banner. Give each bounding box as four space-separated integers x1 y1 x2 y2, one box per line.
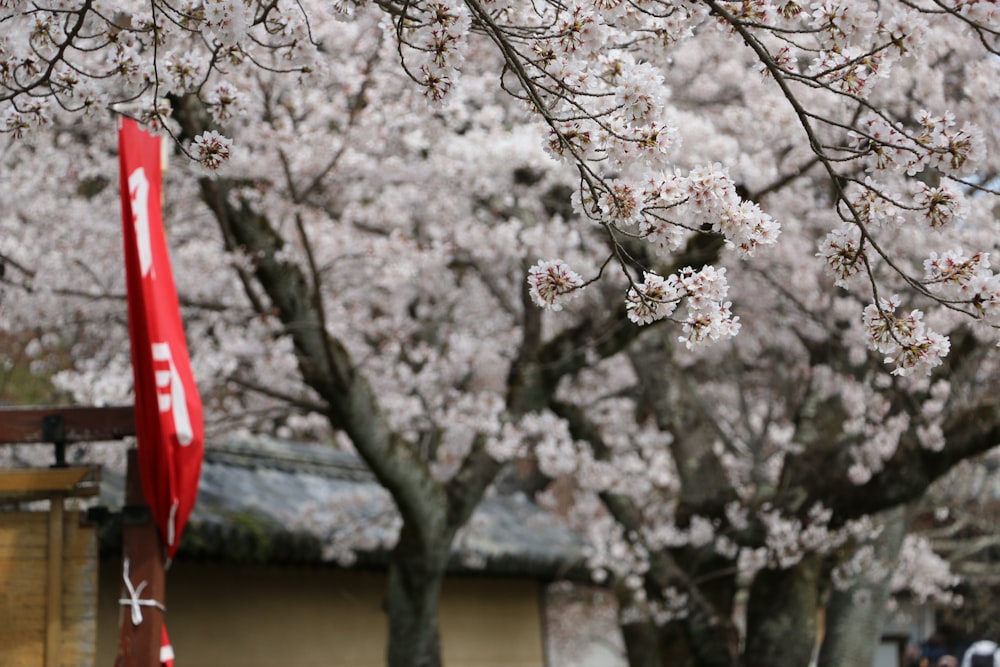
119 117 204 563
160 626 175 667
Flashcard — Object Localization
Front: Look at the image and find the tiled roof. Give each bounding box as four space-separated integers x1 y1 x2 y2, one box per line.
99 437 586 579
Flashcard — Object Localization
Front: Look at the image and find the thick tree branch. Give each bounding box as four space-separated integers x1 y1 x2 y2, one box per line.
171 94 448 540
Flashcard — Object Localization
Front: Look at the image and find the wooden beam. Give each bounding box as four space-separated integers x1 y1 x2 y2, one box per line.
0 405 135 444
0 467 101 497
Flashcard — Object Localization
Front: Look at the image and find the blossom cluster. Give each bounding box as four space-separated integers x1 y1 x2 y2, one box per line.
734 513 878 584
914 182 967 229
756 503 848 570
862 295 950 377
572 165 780 257
845 402 910 486
392 0 472 103
924 249 1000 325
526 259 584 311
576 507 651 586
852 110 985 178
807 46 890 98
192 130 233 170
203 0 257 47
529 161 779 346
831 544 888 592
0 0 326 171
619 587 690 627
817 227 865 288
624 266 742 348
890 535 960 605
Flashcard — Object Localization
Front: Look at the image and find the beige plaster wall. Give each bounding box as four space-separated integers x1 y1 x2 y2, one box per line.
95 561 545 667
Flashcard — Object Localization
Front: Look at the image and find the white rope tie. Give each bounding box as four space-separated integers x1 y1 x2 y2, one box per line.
118 557 166 625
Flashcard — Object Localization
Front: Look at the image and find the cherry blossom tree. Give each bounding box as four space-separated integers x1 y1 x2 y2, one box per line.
4 1 1000 667
543 273 1000 666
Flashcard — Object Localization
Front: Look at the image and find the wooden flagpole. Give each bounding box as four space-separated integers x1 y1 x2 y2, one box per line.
116 448 165 667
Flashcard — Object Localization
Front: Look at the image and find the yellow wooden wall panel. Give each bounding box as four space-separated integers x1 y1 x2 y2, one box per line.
61 522 98 667
0 511 97 667
0 512 48 667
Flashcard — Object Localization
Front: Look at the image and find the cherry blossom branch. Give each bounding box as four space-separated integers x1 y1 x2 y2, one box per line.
227 374 329 413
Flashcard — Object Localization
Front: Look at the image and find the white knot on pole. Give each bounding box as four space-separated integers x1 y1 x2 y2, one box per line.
118 557 166 626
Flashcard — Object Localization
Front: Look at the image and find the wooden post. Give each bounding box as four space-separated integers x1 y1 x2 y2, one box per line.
45 495 64 667
115 448 164 667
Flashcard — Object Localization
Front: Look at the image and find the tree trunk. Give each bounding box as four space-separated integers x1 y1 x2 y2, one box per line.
744 556 822 667
170 95 463 667
621 618 667 667
817 507 908 667
386 524 451 667
679 557 741 667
